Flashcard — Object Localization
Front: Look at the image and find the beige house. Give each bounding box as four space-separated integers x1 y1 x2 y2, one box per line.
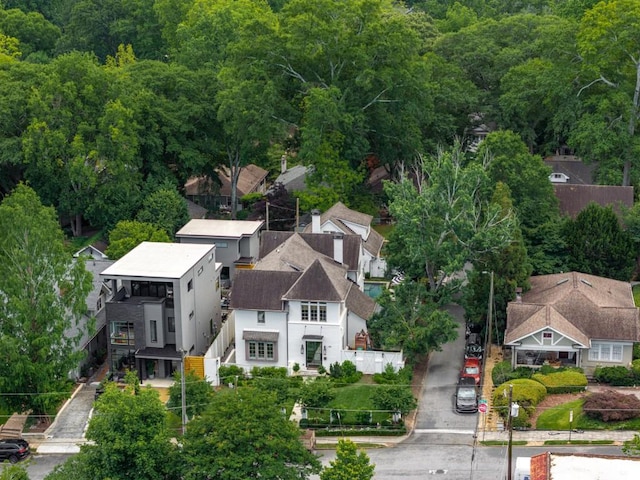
504 272 640 376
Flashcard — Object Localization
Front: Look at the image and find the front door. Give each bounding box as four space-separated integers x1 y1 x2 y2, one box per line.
306 341 322 368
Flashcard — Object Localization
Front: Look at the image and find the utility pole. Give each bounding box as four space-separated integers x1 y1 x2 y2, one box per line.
180 349 187 436
295 197 299 232
266 201 270 231
507 383 513 480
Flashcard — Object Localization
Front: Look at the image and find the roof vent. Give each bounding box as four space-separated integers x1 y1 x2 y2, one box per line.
556 278 569 285
580 278 593 287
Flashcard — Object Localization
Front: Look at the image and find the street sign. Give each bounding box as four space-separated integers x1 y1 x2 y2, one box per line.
478 403 487 413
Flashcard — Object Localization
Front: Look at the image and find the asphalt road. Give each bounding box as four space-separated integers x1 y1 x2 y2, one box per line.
315 444 627 480
414 304 478 444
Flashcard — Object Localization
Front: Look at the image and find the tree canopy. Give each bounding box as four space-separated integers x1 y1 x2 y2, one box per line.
0 184 92 416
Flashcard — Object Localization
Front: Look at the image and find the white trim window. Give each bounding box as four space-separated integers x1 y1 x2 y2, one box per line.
301 302 327 322
589 343 623 362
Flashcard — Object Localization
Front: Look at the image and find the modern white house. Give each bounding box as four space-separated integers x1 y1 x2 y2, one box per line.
303 202 386 278
229 233 380 372
176 219 264 286
100 242 222 380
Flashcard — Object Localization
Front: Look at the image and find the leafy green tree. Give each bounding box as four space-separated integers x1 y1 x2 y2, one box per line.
47 382 179 480
571 0 640 186
298 377 336 409
320 438 375 480
0 184 92 416
182 388 321 480
23 52 143 235
56 0 165 61
136 186 189 238
0 7 60 58
368 281 458 362
384 145 515 294
105 220 171 260
371 385 417 416
462 183 532 343
563 203 636 280
167 370 214 419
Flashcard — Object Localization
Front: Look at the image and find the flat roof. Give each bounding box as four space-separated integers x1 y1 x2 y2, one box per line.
176 219 264 239
101 242 215 279
535 453 640 479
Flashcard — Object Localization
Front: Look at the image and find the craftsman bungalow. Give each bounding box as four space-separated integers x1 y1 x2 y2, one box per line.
504 272 640 376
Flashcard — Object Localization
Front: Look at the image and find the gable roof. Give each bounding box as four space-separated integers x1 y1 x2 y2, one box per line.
232 234 376 318
259 231 361 271
505 272 640 345
553 184 633 218
283 259 346 302
273 164 311 192
543 155 596 185
302 202 385 257
184 164 268 197
229 269 300 311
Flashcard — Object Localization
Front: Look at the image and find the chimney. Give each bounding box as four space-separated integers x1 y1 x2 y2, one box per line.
311 209 321 233
333 232 344 264
515 287 522 303
281 154 287 173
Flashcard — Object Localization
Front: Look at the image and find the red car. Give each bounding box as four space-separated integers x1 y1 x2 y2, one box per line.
461 358 481 385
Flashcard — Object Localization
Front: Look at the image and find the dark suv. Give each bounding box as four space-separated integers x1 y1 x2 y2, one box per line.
0 438 30 463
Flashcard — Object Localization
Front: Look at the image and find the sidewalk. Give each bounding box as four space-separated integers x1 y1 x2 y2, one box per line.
480 428 637 446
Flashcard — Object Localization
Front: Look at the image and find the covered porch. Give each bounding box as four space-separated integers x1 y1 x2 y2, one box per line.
512 347 581 369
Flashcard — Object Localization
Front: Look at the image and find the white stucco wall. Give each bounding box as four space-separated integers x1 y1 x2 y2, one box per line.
234 309 288 367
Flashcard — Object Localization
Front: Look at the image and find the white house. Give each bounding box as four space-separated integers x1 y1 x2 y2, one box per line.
303 202 386 278
230 233 378 371
101 242 222 380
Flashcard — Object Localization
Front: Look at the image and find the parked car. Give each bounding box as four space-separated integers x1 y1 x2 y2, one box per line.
455 377 478 413
0 438 30 463
465 333 483 360
461 357 482 385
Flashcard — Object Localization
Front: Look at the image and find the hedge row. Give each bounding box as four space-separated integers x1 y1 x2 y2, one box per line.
493 379 547 428
531 370 588 394
314 426 406 437
594 365 640 386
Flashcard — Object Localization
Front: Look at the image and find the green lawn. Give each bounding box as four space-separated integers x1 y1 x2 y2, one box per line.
328 383 376 411
372 224 394 239
536 397 640 430
536 399 583 430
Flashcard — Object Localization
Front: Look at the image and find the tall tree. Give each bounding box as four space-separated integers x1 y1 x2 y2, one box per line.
46 381 179 480
166 370 215 419
0 184 92 416
563 203 636 280
571 0 640 186
320 439 375 480
462 182 532 343
368 280 458 362
384 145 515 294
136 186 189 238
182 388 321 480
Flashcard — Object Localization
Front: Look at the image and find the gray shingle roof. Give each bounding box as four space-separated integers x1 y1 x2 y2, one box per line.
259 231 361 271
505 272 640 344
229 270 301 311
553 184 633 218
346 285 377 320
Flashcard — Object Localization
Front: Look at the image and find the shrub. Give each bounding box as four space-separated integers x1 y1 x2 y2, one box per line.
218 365 246 386
492 361 512 386
631 359 640 379
373 363 412 384
594 366 635 386
532 370 588 394
493 379 547 421
371 385 417 415
633 343 640 360
329 360 362 385
583 390 640 422
512 366 534 379
298 377 335 408
317 365 327 375
250 366 288 378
